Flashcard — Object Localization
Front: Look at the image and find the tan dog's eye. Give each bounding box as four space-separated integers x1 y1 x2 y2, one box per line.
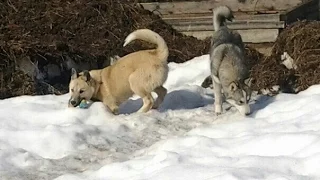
79 90 84 94
71 89 74 92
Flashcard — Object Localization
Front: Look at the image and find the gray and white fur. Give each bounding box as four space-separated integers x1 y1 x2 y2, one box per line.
209 6 252 116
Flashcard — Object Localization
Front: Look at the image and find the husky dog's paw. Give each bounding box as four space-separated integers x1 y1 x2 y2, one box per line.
238 104 251 116
215 104 223 115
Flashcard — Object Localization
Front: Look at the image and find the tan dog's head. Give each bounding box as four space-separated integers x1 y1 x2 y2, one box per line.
68 68 94 107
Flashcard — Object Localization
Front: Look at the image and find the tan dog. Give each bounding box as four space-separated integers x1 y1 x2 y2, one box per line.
68 29 169 114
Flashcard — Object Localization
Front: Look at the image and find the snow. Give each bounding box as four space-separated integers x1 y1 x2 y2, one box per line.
1 54 320 180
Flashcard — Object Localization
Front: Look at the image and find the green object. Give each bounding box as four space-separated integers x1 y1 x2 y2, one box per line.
79 100 89 109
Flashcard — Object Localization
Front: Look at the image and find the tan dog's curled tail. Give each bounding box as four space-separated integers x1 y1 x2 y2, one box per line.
123 29 169 62
213 6 234 31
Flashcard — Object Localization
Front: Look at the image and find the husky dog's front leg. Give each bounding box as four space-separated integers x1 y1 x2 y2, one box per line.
211 59 223 115
213 77 223 115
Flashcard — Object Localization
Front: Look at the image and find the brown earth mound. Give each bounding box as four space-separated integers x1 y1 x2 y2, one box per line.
0 0 210 99
4 1 316 100
250 20 320 93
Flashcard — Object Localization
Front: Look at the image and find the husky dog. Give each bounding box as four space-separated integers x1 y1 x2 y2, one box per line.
209 6 252 116
68 29 168 114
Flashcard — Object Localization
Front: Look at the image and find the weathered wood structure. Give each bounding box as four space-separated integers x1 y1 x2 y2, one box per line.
139 0 320 43
283 0 320 24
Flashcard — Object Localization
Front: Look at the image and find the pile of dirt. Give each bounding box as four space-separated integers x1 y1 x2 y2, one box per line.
0 0 210 99
250 20 320 93
6 0 315 100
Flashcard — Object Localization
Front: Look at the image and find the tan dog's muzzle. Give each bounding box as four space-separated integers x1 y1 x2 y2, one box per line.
68 97 81 107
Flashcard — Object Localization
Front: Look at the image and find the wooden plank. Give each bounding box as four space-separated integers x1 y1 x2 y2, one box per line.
172 21 285 31
235 13 281 21
140 0 303 15
162 12 281 21
162 12 214 19
237 29 279 43
167 19 284 26
163 13 281 24
181 29 279 43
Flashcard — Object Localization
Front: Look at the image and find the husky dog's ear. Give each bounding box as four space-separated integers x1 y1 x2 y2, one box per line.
229 82 238 92
82 70 91 82
244 77 253 87
71 68 78 80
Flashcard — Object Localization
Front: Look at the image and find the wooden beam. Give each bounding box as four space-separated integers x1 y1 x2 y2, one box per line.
167 19 284 26
140 0 303 15
163 13 281 22
181 29 279 43
172 21 285 31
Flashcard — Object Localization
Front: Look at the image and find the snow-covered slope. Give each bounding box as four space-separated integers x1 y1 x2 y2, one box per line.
1 54 320 180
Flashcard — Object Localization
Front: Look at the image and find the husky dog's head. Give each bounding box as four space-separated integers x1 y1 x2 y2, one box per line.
68 68 94 107
224 78 252 115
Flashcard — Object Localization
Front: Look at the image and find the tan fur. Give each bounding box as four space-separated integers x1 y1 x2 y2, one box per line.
68 29 168 114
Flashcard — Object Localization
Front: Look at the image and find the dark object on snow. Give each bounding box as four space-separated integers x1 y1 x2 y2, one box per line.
201 76 213 88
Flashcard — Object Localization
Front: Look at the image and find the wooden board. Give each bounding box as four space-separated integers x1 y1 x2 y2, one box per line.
181 29 279 43
140 0 303 15
172 21 284 31
163 13 281 22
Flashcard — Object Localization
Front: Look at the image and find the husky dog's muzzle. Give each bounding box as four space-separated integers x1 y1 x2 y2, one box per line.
226 99 251 116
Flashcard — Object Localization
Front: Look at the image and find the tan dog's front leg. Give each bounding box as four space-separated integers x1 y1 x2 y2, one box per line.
138 94 154 113
103 98 119 115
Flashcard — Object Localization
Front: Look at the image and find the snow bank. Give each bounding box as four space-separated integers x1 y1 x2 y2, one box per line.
1 54 320 180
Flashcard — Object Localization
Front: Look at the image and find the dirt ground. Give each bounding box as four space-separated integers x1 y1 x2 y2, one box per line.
0 0 210 99
250 20 320 93
1 0 319 99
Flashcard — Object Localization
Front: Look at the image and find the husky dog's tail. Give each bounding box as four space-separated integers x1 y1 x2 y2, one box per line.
213 6 234 31
123 29 169 62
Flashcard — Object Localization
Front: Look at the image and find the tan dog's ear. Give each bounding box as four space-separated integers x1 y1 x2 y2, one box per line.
229 82 238 92
82 70 91 82
71 68 78 80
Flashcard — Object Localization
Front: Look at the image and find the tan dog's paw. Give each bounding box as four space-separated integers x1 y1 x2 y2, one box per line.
111 107 119 115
